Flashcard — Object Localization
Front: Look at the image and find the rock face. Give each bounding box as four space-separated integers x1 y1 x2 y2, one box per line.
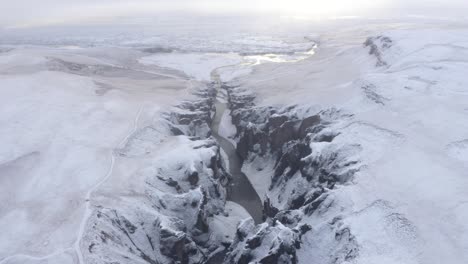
80 80 361 264
224 85 361 263
78 76 363 263
166 88 217 138
226 218 306 264
364 35 393 67
81 86 233 264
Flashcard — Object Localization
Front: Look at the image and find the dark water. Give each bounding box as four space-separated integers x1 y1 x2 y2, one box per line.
211 100 263 224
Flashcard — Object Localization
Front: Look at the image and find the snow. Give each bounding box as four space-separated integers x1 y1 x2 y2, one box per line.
209 201 251 244
0 47 191 263
231 23 468 264
138 46 317 82
2 16 468 264
218 64 252 82
241 159 274 203
139 52 242 81
218 110 237 145
446 139 468 163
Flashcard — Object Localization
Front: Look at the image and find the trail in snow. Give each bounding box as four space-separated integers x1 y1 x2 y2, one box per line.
0 103 149 264
73 105 145 264
0 63 169 263
0 104 146 264
0 249 73 263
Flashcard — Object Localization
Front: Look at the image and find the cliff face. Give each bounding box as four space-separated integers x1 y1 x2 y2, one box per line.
81 81 362 264
219 28 468 264
81 86 234 264
224 85 361 264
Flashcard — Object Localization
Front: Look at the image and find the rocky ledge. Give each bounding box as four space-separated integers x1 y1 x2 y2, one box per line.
223 84 361 264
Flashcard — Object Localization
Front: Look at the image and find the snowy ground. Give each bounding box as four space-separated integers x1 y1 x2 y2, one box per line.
229 24 468 264
1 16 468 264
139 52 243 81
209 201 251 244
0 46 193 263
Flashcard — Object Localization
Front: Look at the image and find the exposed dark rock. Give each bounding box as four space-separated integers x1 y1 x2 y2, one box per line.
304 194 329 216
227 87 256 110
298 115 321 138
364 35 393 67
205 247 228 264
142 47 174 53
313 132 338 142
290 193 306 210
331 226 359 263
246 235 262 250
264 197 280 219
166 87 216 138
88 243 95 253
270 120 300 151
362 83 389 105
258 243 297 264
271 141 311 189
207 150 230 184
165 178 179 188
195 211 209 233
298 224 312 235
160 228 199 264
170 126 185 135
237 125 269 160
188 171 199 186
122 218 138 234
266 115 289 130
237 253 253 264
233 218 256 246
228 219 302 264
274 210 302 226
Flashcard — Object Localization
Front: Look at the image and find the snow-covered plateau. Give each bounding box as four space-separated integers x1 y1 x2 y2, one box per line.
1 18 468 264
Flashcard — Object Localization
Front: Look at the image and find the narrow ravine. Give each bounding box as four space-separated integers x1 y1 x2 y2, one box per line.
207 47 318 224
210 69 264 224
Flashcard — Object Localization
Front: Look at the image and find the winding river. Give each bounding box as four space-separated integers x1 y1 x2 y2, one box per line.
210 69 264 224
208 47 316 223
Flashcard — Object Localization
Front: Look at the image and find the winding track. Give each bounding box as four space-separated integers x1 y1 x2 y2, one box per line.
0 105 145 264
74 105 145 264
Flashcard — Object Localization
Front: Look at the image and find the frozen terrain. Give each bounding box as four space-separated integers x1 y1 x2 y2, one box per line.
1 16 468 264
221 25 468 264
0 46 196 263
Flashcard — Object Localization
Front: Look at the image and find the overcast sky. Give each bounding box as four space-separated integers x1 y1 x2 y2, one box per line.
1 0 467 28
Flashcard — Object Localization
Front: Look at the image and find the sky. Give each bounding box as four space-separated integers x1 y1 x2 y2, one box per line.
1 0 468 28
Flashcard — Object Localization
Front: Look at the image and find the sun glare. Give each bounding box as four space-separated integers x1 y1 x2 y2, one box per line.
262 0 390 15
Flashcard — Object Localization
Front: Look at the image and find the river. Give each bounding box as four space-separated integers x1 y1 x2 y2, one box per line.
210 69 264 224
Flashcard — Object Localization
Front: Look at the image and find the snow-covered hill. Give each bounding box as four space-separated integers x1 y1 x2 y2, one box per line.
223 26 468 264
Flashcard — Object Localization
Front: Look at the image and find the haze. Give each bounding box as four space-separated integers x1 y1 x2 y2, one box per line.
1 0 468 28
